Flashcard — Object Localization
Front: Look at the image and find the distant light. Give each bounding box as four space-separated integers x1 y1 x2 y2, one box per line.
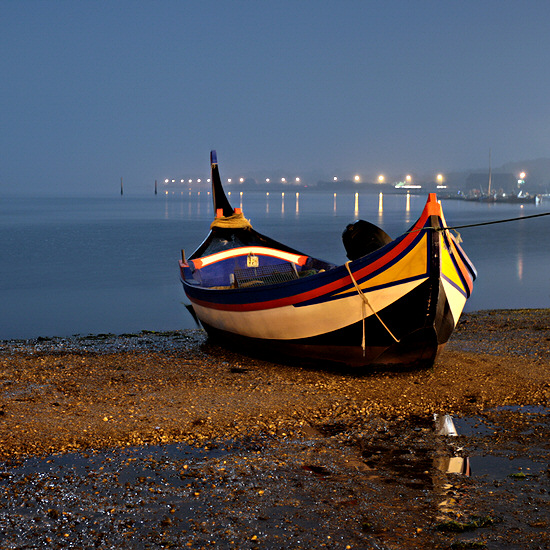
378 174 385 183
164 179 169 183
197 179 201 183
240 178 244 183
207 178 211 183
266 178 270 183
519 172 526 179
171 179 175 183
436 173 444 183
354 175 360 182
333 176 338 182
188 179 192 183
180 179 184 183
227 178 232 183
295 177 300 183
437 185 448 189
281 178 286 183
405 174 412 183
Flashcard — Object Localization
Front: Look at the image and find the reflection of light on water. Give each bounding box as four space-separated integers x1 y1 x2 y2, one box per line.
406 192 411 212
240 191 243 209
281 192 285 214
354 192 359 217
518 250 523 280
333 192 337 213
378 192 383 213
295 192 299 214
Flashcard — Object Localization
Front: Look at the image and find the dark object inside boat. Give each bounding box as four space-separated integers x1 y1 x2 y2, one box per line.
342 220 393 261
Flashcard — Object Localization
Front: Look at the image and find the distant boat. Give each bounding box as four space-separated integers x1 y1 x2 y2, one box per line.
465 150 496 202
496 191 542 204
179 151 477 368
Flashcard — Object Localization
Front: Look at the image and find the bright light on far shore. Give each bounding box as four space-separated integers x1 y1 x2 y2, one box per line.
378 174 385 183
354 175 360 182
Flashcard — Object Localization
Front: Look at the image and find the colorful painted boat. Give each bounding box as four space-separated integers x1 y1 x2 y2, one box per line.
179 151 477 368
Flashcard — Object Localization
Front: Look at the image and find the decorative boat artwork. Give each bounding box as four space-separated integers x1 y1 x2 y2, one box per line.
179 151 477 368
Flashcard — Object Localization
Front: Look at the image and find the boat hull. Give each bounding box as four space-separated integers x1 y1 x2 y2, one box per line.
198 280 448 368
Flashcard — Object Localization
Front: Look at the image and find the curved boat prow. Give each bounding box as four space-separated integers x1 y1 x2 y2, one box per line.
210 150 234 217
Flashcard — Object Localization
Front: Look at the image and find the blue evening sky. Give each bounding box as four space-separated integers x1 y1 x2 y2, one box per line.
2 0 549 195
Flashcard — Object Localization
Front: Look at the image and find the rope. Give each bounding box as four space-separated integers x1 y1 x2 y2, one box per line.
344 261 400 355
405 210 550 237
440 211 550 231
210 211 252 230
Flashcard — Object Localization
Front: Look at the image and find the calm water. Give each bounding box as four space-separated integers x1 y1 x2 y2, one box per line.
1 191 549 340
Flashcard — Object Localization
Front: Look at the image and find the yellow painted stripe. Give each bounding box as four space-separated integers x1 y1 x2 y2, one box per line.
440 234 466 293
336 234 429 296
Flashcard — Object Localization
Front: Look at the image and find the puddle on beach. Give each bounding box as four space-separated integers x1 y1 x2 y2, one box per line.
0 408 548 548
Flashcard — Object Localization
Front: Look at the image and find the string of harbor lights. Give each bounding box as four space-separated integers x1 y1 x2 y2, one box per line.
163 172 450 189
162 167 534 190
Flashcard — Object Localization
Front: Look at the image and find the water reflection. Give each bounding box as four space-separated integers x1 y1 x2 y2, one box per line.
295 192 300 215
333 192 337 213
518 249 524 280
354 192 359 217
433 414 471 521
281 192 285 215
266 192 269 214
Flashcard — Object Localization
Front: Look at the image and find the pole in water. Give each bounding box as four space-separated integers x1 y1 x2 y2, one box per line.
120 177 123 196
154 179 157 195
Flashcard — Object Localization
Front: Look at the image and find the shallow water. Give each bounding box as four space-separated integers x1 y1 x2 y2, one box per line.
1 409 548 548
1 191 549 339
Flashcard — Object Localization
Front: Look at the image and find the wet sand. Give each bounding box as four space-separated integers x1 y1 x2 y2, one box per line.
0 309 549 548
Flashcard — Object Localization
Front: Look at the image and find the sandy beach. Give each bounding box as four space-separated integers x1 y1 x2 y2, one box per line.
0 309 549 548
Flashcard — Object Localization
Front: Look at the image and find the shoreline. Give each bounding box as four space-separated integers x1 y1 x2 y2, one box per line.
0 308 548 460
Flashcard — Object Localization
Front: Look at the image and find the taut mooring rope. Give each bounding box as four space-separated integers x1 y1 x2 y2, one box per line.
405 210 550 238
439 210 550 231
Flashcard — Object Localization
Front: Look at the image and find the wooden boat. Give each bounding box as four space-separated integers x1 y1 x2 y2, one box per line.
179 151 477 368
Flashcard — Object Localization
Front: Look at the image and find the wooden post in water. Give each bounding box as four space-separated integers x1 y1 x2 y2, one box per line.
154 179 157 195
120 177 123 196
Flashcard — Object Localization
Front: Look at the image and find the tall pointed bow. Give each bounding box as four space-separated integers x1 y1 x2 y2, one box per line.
210 150 234 217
